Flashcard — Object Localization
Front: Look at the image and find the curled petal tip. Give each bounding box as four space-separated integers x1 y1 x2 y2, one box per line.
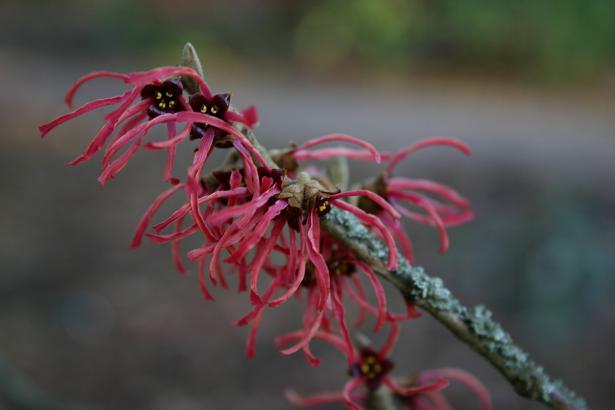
285 390 300 404
66 157 85 166
439 236 450 254
38 125 51 138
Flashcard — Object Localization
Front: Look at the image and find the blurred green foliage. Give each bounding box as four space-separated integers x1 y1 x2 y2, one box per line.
507 192 615 342
451 183 615 347
292 0 615 79
3 0 615 80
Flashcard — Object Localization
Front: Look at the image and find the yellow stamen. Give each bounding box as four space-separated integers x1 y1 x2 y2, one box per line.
169 100 176 108
155 91 162 100
318 200 329 213
200 105 207 113
165 90 173 97
158 101 166 109
211 106 219 114
361 364 370 374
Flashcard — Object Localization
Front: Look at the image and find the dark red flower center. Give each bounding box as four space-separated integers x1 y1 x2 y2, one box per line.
189 92 231 140
140 79 184 118
315 196 331 216
349 348 394 390
301 257 355 288
329 259 356 277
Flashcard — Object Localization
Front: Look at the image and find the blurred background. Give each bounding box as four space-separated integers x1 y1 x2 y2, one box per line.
1 0 614 409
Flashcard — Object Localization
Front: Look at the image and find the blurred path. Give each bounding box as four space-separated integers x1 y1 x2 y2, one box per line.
2 50 614 185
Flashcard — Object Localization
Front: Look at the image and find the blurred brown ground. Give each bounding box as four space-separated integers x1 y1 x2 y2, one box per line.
1 2 615 409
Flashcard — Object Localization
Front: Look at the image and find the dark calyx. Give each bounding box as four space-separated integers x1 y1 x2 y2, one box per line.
189 92 232 144
141 79 184 118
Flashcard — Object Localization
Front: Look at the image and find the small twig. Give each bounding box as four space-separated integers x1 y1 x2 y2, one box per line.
180 42 205 94
365 388 400 410
326 156 350 191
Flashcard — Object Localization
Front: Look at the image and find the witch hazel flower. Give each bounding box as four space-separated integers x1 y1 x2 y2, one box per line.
179 160 401 362
188 92 258 142
276 134 472 265
282 322 455 410
191 172 338 358
38 61 272 281
39 65 261 185
273 239 422 368
190 169 285 297
39 66 202 182
173 133 393 305
184 131 390 296
356 137 474 264
297 234 421 328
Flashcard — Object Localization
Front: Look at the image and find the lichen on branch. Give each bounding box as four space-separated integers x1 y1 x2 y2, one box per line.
321 207 587 410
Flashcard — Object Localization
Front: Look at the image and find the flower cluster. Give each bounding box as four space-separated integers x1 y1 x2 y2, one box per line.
39 66 261 185
40 51 487 409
